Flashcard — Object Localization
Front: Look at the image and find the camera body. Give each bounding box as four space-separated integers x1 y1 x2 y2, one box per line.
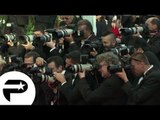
2 55 23 72
110 44 134 57
108 64 131 74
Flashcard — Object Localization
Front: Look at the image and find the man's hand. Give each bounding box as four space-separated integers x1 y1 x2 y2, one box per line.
90 48 98 57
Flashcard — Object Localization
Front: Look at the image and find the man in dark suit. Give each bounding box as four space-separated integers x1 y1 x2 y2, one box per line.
54 52 128 105
116 52 160 105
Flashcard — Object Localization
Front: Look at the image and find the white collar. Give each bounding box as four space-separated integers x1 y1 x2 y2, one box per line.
144 65 153 76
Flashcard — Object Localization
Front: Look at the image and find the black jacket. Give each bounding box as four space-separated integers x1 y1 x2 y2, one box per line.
74 74 128 105
123 67 160 105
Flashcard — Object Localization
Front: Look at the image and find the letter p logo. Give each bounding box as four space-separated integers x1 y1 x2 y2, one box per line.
0 71 35 105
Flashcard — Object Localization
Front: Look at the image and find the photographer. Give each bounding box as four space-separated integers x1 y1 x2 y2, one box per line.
132 36 160 69
101 31 118 53
47 56 73 105
59 15 82 27
65 50 101 90
145 17 160 60
23 51 50 105
116 52 160 105
54 52 128 105
73 19 101 63
22 26 60 60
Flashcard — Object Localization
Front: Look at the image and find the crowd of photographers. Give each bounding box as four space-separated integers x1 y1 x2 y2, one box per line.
1 15 160 105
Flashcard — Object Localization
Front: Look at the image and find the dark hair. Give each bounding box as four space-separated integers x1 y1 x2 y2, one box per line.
101 31 115 37
47 56 64 69
133 36 149 51
131 52 150 65
65 50 81 64
77 19 93 33
101 31 116 42
34 25 46 33
24 51 40 63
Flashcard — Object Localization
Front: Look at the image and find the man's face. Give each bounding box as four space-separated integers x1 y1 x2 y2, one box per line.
102 35 115 50
98 61 110 78
48 61 58 73
130 59 143 77
60 15 74 25
65 58 72 68
78 25 87 39
34 31 43 37
24 57 34 68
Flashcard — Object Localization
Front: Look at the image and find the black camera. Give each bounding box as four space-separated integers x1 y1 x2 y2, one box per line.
108 64 131 74
80 40 101 56
2 55 23 72
120 25 148 36
39 33 52 42
110 44 134 57
29 66 52 75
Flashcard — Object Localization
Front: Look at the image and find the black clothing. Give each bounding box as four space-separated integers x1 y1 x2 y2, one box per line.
123 67 160 105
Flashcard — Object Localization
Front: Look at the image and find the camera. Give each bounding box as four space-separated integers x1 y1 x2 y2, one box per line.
0 33 16 42
17 35 35 44
107 64 131 74
2 55 23 72
39 33 52 42
45 25 84 40
69 63 94 73
120 25 148 36
28 66 59 85
80 40 102 55
19 35 34 42
110 44 134 57
29 66 52 75
69 54 98 73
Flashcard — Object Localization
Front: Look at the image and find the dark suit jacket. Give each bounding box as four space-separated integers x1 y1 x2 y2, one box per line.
148 33 160 60
74 74 128 105
123 67 160 105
